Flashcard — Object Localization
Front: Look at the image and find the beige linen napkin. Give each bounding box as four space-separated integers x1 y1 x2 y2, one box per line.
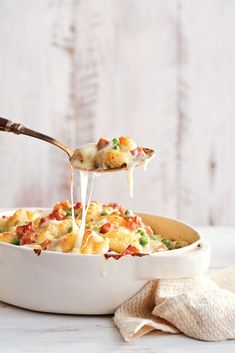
114 268 235 342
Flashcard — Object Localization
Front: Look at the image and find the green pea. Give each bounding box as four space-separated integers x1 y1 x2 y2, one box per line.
68 227 73 233
151 235 158 240
113 145 119 151
112 137 119 145
66 210 72 217
139 235 149 247
175 241 182 249
12 237 20 246
136 228 145 236
162 239 172 250
125 209 132 216
101 210 109 216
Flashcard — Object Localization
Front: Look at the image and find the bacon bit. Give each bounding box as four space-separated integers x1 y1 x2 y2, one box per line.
122 244 139 255
130 147 145 158
74 202 82 210
104 202 125 214
48 208 66 221
156 244 168 251
104 245 148 260
97 138 110 150
16 222 35 238
39 217 49 226
143 225 154 236
20 233 36 245
16 223 37 246
125 216 142 231
100 223 111 234
40 239 52 250
33 248 42 256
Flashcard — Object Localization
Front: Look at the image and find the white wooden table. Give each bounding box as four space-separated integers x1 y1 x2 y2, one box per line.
0 227 234 353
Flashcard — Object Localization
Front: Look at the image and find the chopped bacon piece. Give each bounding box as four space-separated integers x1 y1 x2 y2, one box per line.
143 225 154 236
16 222 35 238
20 234 36 245
155 244 168 251
104 245 148 260
16 222 36 245
125 216 142 231
97 138 110 150
33 248 42 256
130 147 146 158
100 223 111 234
40 239 52 250
74 202 82 210
39 217 49 226
122 244 139 255
48 208 66 221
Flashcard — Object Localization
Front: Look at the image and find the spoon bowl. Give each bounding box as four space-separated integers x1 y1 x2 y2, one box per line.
74 147 155 173
0 117 155 173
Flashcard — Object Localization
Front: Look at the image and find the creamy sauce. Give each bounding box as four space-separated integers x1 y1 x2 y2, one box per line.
126 158 150 198
81 231 104 250
40 219 63 228
71 143 97 170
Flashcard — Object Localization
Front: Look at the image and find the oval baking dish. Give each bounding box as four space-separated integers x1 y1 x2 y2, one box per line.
0 209 211 314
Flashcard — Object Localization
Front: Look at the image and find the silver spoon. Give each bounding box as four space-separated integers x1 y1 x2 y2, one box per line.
0 117 155 173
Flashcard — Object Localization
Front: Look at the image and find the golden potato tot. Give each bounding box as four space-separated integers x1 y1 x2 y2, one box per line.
107 231 141 253
119 136 137 152
52 231 77 253
81 231 109 254
103 150 130 169
7 209 30 230
0 232 15 244
86 201 103 222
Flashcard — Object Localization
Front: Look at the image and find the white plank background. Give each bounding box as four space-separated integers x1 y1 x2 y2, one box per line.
0 0 234 225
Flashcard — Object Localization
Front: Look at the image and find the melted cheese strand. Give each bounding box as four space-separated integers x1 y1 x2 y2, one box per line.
75 171 95 249
70 164 78 230
75 171 88 249
127 164 135 198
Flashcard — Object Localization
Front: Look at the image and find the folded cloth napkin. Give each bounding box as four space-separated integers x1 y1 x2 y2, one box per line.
114 268 235 342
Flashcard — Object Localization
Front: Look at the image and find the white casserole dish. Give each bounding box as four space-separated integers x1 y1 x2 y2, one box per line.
0 209 211 314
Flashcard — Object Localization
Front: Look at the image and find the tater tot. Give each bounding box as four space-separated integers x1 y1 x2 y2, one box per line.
7 209 30 230
107 230 141 253
86 201 103 222
81 231 109 254
119 136 137 152
103 150 130 169
0 232 15 244
51 231 77 253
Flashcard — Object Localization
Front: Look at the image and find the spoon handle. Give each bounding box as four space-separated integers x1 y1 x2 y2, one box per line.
0 117 73 157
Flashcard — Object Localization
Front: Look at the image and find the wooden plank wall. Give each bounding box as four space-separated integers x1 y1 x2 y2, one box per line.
0 0 234 225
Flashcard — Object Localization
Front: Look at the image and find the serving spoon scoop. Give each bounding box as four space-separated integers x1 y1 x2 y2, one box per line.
0 117 155 173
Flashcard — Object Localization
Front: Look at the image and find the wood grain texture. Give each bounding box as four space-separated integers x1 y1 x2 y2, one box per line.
92 0 179 218
0 0 234 225
177 0 235 225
